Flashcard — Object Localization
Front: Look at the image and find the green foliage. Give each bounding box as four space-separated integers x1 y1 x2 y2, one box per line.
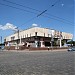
61 40 64 46
0 43 5 46
53 41 57 46
67 40 75 46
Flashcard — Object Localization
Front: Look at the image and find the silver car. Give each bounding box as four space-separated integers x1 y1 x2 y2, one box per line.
68 47 75 51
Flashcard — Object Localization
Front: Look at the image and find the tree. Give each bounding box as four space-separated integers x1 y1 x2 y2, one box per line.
67 40 75 46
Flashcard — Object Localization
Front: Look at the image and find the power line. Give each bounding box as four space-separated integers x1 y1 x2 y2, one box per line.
3 0 40 12
0 0 74 28
51 0 60 7
18 16 37 28
37 10 47 17
19 13 74 29
2 0 73 25
42 15 74 27
0 2 37 14
37 0 60 17
19 1 74 28
45 13 73 24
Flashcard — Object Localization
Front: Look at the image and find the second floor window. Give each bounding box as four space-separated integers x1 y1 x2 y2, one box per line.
11 36 15 40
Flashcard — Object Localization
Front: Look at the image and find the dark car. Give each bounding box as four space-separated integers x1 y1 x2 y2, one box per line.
68 47 75 51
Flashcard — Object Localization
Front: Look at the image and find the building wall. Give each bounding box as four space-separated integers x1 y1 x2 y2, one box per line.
4 27 73 48
5 27 51 41
62 32 73 39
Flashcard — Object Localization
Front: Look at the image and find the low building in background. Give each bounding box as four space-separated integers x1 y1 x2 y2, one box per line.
4 27 73 50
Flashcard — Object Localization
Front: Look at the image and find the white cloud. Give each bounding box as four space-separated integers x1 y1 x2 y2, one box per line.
0 23 17 31
32 23 38 27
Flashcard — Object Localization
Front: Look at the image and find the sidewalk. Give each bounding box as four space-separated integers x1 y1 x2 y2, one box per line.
1 49 67 52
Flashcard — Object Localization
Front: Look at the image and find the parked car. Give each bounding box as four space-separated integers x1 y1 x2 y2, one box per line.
68 46 75 51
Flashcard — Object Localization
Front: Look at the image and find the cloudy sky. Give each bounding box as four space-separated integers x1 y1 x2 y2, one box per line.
0 0 74 42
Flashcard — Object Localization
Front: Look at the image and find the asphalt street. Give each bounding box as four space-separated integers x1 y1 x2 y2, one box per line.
0 50 75 75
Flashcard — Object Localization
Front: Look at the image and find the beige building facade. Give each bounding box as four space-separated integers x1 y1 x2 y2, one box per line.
4 27 73 49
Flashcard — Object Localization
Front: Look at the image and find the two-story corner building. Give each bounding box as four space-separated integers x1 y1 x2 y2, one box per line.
4 27 73 50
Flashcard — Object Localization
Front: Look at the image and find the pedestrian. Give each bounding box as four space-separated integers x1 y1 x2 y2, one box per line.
48 47 49 51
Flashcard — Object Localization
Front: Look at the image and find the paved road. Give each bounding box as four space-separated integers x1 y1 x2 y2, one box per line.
0 50 75 75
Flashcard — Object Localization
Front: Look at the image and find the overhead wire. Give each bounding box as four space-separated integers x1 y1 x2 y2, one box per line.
20 0 66 28
0 3 37 14
3 0 73 23
45 13 73 24
19 16 37 28
42 15 74 27
37 0 60 17
2 0 73 25
0 0 74 28
3 0 41 12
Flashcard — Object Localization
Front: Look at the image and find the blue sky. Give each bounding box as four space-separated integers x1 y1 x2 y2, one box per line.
0 0 74 42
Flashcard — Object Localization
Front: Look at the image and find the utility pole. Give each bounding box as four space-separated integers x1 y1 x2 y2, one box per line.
15 27 19 50
13 27 20 50
17 29 19 50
